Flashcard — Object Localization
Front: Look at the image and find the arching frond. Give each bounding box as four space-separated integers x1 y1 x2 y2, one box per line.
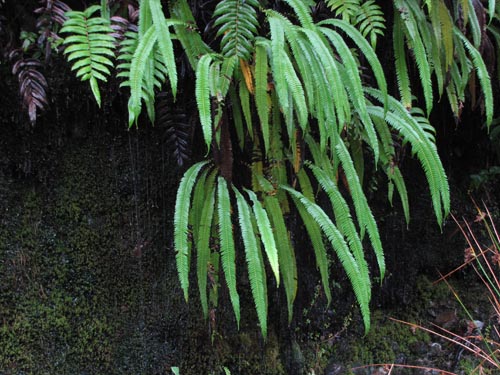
254 39 271 154
174 161 210 301
282 184 371 332
296 169 332 306
245 189 280 285
233 187 268 338
366 89 450 225
217 177 240 327
263 194 297 323
196 171 217 319
196 54 215 151
148 0 177 97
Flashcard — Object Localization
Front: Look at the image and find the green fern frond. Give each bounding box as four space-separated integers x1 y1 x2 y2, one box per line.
366 89 450 224
267 13 290 118
296 169 332 306
335 139 385 280
321 27 379 162
195 171 217 319
282 184 371 332
61 5 115 107
238 76 253 136
233 187 268 338
217 177 240 327
196 54 215 152
318 19 388 110
245 189 280 286
466 0 482 48
255 40 271 154
174 161 210 301
455 28 494 129
263 194 297 323
169 0 213 69
127 25 158 126
388 164 410 225
148 0 177 97
396 1 433 115
393 15 412 109
213 0 259 60
326 0 360 22
487 0 496 23
306 162 371 299
356 0 385 49
281 0 315 29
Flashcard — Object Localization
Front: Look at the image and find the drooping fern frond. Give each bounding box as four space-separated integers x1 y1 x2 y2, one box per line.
306 162 370 296
217 177 241 327
355 0 385 49
454 27 494 128
326 0 385 48
233 187 268 338
366 89 450 225
296 169 332 307
263 194 297 323
196 54 215 151
282 184 371 332
195 171 217 319
60 5 115 107
213 0 259 60
245 189 280 286
174 161 210 301
12 57 49 125
393 0 433 115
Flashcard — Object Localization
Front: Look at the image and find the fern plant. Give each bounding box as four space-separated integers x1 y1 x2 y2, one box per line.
60 5 115 107
52 0 500 339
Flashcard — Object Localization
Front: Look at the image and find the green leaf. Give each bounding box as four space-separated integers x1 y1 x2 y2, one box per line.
148 0 178 97
196 54 215 151
282 184 371 332
195 171 216 319
234 187 268 338
245 189 280 286
174 161 210 302
255 40 270 155
217 177 240 327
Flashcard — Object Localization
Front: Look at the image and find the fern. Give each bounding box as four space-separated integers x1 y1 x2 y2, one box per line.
196 54 215 151
174 161 210 301
455 28 494 128
148 0 177 97
245 189 280 285
283 184 371 332
326 0 360 22
326 0 385 48
233 187 268 338
60 5 116 107
254 40 270 154
366 89 450 224
196 171 217 319
356 0 385 49
296 169 332 307
213 0 259 60
263 194 297 323
217 177 240 327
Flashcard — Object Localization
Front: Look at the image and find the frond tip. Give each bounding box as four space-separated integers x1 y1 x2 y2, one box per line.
60 5 116 107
